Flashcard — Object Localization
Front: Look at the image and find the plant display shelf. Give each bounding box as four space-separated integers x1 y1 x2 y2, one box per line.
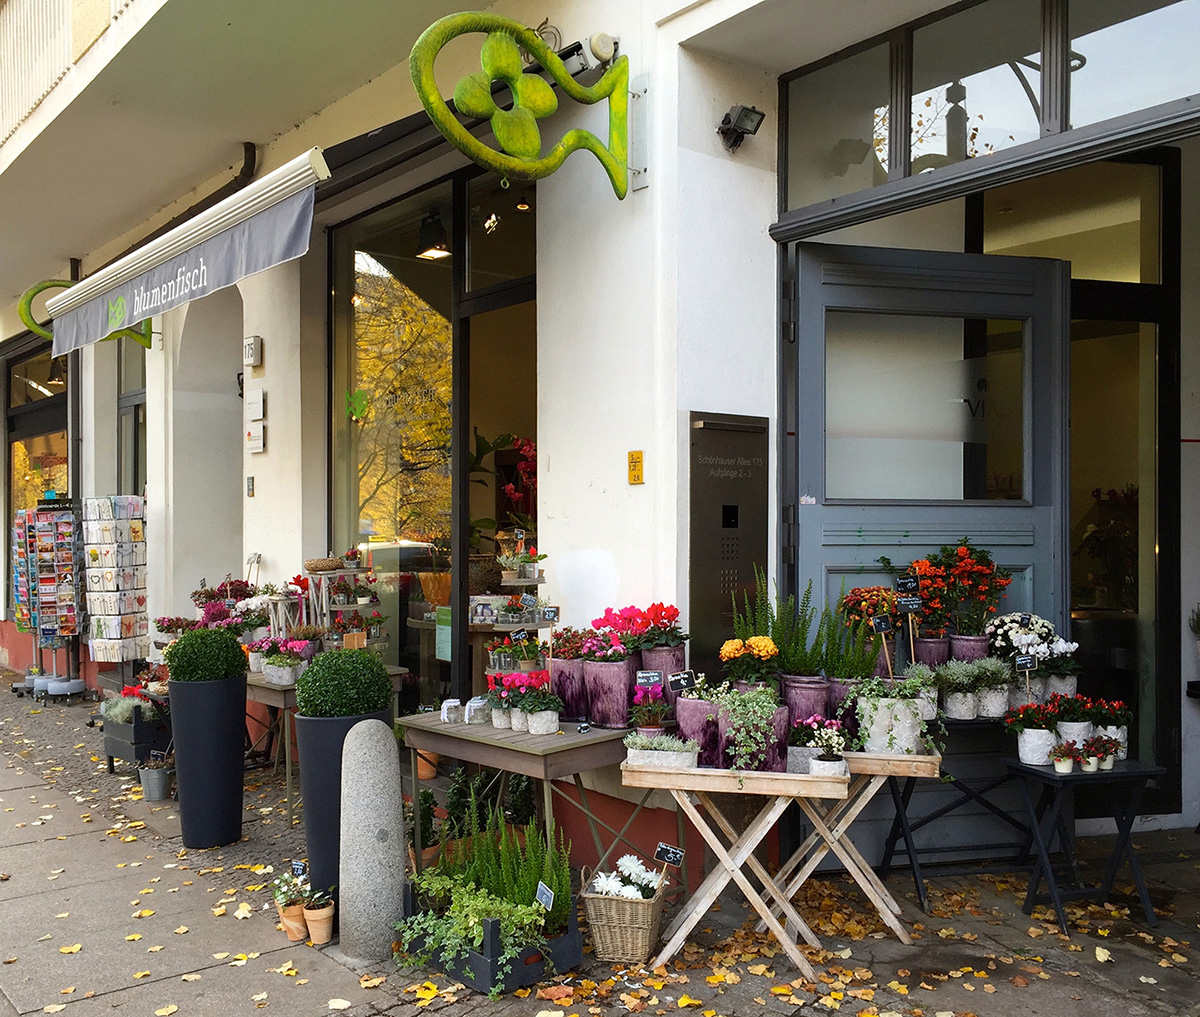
500 577 545 587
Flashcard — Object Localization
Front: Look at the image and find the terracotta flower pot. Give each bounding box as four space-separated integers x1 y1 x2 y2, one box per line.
277 903 307 942
303 903 335 945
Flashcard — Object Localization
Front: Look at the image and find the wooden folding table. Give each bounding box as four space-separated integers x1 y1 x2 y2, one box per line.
622 763 850 979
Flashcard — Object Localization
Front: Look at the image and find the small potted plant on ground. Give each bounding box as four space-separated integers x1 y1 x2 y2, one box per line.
787 714 842 773
137 752 174 802
630 682 669 736
165 627 248 848
295 648 394 896
1050 739 1081 774
271 870 309 942
809 724 848 777
303 884 336 945
1004 701 1055 765
623 731 699 769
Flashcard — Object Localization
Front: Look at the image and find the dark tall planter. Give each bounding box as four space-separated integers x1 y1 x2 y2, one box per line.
295 709 392 896
168 674 247 849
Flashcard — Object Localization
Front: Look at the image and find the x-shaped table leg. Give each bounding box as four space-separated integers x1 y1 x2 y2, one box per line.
652 791 817 979
795 795 912 945
693 791 822 949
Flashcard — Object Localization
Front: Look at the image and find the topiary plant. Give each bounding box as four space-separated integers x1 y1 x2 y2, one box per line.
164 627 248 682
295 648 392 717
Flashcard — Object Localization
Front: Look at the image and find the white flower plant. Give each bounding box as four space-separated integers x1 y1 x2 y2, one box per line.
589 854 667 901
985 612 1079 676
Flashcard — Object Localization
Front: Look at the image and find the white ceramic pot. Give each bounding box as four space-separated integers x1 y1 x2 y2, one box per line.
510 708 528 732
1056 720 1093 744
527 710 560 735
1099 755 1115 770
857 698 923 754
1053 758 1074 774
1046 675 1077 698
626 748 699 769
916 688 938 721
357 596 372 605
1081 756 1099 772
977 685 1010 718
247 651 264 673
1009 675 1048 708
810 756 849 777
1096 724 1128 760
491 708 512 729
1017 727 1055 766
262 662 297 686
787 745 819 774
943 691 979 721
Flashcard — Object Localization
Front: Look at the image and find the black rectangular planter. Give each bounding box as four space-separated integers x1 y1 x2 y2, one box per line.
103 704 170 773
400 884 582 994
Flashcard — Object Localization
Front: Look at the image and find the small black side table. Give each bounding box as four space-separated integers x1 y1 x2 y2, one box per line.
1006 758 1166 935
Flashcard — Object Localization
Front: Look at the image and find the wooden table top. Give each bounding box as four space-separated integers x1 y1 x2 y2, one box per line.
845 750 942 779
621 762 850 800
245 666 408 707
397 711 629 780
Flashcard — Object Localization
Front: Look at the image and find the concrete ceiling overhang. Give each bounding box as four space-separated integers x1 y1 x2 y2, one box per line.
680 0 959 75
0 0 466 309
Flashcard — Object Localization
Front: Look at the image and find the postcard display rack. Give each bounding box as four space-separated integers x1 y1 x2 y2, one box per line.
82 496 149 663
12 500 83 694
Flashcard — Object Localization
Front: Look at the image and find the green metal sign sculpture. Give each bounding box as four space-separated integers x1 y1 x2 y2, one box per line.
19 279 151 348
410 13 629 198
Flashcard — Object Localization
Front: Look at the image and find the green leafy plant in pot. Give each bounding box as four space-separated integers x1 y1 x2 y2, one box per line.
294 648 394 897
164 628 248 848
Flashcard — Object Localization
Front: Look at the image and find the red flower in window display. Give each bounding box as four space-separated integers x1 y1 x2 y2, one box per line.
936 538 1013 636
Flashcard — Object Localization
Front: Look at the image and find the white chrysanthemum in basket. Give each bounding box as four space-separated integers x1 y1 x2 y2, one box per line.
616 883 645 900
591 872 624 896
617 854 648 880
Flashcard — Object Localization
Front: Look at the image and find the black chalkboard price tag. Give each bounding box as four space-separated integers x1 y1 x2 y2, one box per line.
667 669 696 693
535 881 555 910
896 595 922 614
1020 613 1032 628
509 627 528 642
291 860 307 878
654 842 686 867
541 606 560 623
895 574 920 594
1015 653 1037 671
869 616 893 634
513 529 525 542
636 670 664 687
149 749 166 761
519 593 538 608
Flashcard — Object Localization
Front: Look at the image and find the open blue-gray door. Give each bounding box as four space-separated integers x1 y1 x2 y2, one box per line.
783 242 1071 630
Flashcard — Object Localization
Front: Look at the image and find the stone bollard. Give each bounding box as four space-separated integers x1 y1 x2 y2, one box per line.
337 718 407 965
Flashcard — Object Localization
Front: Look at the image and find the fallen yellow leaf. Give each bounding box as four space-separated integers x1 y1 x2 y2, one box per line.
155 1007 178 1017
514 988 532 999
1095 947 1113 963
58 944 81 955
42 1006 66 1014
251 993 268 1002
678 997 703 1008
124 934 142 942
58 987 74 994
181 974 201 982
360 975 386 989
211 906 227 917
133 971 151 979
212 953 229 960
147 945 164 953
234 903 253 920
328 1001 352 1011
54 913 69 919
174 927 188 935
132 910 155 918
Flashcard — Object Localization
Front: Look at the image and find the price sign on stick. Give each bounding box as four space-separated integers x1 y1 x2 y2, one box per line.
636 670 664 687
509 628 528 642
519 593 538 608
1015 653 1037 672
896 595 922 614
541 606 560 623
535 881 555 910
896 574 920 594
667 669 697 693
869 616 893 634
1020 613 1032 628
654 842 686 867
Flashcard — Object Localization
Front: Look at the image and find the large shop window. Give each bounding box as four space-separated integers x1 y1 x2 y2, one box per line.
782 0 1200 215
331 173 537 698
118 340 147 496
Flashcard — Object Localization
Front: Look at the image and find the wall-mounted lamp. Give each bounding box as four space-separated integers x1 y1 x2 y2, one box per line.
46 357 66 388
717 104 765 152
416 213 451 260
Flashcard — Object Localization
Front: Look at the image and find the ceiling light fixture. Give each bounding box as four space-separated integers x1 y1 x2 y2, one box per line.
515 193 532 211
416 213 450 260
46 357 66 388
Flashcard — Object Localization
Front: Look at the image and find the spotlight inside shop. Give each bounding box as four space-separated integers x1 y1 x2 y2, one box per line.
416 213 450 260
717 104 765 152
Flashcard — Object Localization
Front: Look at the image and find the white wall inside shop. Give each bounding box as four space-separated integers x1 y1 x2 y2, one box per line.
78 339 119 502
147 289 244 622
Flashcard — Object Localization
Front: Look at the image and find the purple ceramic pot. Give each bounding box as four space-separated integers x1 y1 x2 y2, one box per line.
640 644 686 709
949 634 989 661
781 675 829 727
551 657 588 722
913 637 951 667
582 658 636 729
717 704 790 772
872 637 895 677
674 697 722 767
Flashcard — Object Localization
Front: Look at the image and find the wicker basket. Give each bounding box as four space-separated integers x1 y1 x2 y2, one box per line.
305 557 343 573
581 869 668 964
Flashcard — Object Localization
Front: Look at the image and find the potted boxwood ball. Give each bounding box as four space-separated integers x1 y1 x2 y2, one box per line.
164 628 249 848
294 648 393 897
